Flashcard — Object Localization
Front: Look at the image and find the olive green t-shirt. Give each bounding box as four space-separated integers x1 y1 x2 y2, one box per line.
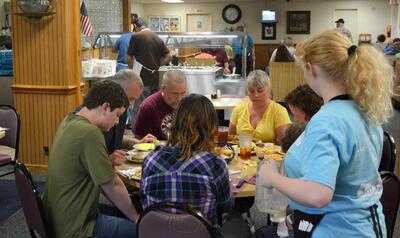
43 113 115 238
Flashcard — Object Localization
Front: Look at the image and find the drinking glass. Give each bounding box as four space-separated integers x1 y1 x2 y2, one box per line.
239 133 252 159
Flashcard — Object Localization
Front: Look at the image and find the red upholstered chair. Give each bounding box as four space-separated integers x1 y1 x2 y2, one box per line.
0 104 20 177
378 131 397 173
14 162 49 238
380 171 400 238
137 203 219 238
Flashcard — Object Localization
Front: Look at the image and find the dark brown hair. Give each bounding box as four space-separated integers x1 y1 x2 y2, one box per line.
285 84 323 121
167 94 218 160
281 123 305 153
82 80 129 111
275 45 294 62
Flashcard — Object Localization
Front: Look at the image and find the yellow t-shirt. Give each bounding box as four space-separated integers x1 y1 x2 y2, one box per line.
230 100 291 143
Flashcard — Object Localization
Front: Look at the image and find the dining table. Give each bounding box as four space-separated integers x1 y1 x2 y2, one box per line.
116 146 264 198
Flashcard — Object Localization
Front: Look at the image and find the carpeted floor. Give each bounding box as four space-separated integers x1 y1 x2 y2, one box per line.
0 179 45 223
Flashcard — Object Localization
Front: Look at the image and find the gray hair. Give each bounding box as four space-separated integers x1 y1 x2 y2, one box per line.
160 70 186 88
282 37 294 47
246 70 271 91
112 69 143 89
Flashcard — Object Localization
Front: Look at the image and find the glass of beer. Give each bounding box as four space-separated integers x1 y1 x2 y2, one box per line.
216 126 229 146
239 133 252 159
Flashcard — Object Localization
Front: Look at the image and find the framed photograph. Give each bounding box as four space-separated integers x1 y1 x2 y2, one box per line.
169 17 180 32
149 17 160 32
287 11 311 34
187 14 212 32
160 17 170 32
261 22 276 40
148 16 180 32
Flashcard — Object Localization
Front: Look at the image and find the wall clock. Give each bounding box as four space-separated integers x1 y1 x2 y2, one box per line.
222 4 241 24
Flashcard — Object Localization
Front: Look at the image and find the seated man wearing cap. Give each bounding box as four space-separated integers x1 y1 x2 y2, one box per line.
335 18 353 42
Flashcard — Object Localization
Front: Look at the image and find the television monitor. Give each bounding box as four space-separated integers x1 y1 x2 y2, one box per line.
261 10 277 22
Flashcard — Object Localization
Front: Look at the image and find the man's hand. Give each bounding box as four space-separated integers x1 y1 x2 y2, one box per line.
109 150 127 166
139 134 157 143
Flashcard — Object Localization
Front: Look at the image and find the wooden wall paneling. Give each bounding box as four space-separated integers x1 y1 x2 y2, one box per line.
269 62 305 102
11 0 82 173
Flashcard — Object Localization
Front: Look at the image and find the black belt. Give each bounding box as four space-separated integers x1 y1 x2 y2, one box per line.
292 204 383 238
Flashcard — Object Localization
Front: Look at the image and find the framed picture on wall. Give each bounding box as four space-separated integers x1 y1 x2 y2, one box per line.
148 16 180 32
187 14 212 32
261 22 276 40
149 16 160 31
287 11 311 34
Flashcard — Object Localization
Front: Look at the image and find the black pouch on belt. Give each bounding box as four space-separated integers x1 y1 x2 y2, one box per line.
292 210 325 238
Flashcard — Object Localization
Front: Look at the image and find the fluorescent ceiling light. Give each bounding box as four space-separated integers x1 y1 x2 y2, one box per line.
161 0 184 3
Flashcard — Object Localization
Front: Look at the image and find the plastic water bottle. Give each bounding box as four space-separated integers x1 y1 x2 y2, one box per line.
255 160 287 223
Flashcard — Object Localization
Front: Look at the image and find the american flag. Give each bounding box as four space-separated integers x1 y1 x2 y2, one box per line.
80 1 93 36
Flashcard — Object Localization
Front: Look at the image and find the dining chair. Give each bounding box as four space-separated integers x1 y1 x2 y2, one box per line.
137 202 219 238
0 104 20 177
14 162 49 238
378 131 397 173
380 171 400 238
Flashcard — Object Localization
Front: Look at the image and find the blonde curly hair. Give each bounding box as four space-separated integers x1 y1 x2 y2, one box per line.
296 30 393 124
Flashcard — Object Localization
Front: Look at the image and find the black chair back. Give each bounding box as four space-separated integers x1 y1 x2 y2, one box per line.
0 104 20 159
14 162 48 238
380 171 400 238
137 203 218 238
379 131 397 173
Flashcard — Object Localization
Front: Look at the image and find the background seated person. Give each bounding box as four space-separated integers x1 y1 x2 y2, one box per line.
374 34 386 52
229 70 291 144
271 44 295 63
269 37 295 64
103 70 156 166
140 94 233 226
133 70 187 140
284 84 323 123
44 81 140 238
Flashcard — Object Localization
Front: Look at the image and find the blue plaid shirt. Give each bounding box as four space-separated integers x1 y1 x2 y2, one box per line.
140 146 233 225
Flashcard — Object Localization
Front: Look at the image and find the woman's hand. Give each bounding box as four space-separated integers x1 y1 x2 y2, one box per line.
258 159 280 188
140 134 157 143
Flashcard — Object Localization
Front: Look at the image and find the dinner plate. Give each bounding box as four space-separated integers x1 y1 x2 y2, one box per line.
133 143 155 151
126 150 149 163
119 168 142 180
